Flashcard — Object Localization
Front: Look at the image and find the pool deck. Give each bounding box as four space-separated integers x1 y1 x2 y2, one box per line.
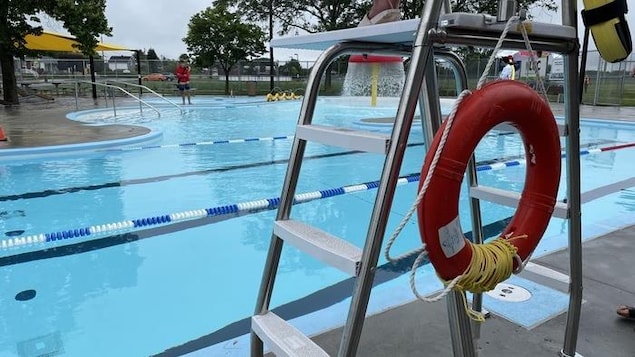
0 97 150 149
311 224 635 357
2 97 635 356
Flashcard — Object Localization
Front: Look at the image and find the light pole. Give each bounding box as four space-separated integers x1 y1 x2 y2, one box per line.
293 54 300 79
268 0 274 91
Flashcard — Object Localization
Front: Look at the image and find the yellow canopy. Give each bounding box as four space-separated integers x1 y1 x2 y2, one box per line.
24 31 130 52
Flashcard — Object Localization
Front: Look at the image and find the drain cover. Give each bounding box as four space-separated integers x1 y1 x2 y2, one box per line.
485 283 531 302
17 332 63 357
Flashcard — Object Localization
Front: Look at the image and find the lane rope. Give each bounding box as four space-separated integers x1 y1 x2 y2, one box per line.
2 141 634 252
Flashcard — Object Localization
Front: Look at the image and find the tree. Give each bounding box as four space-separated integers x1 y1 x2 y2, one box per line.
281 58 303 78
401 0 557 24
0 0 111 105
217 0 364 90
184 5 267 95
220 0 557 88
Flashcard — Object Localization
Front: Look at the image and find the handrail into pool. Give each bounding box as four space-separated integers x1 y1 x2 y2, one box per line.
105 79 184 115
74 80 161 118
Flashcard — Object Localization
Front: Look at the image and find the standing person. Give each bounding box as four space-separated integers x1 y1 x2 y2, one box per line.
584 75 591 93
499 56 516 80
176 60 192 105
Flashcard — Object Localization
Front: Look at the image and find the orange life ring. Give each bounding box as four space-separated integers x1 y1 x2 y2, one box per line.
417 80 561 281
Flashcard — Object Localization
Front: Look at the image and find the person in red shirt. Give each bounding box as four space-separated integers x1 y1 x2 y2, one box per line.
175 60 192 105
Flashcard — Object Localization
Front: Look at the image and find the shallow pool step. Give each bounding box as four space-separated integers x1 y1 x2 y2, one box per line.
274 219 362 276
252 311 328 357
296 124 390 154
469 185 569 219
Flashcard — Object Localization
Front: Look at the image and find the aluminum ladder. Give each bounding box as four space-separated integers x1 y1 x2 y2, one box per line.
251 0 583 355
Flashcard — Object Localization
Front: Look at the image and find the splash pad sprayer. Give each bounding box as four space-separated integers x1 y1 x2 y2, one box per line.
343 54 405 104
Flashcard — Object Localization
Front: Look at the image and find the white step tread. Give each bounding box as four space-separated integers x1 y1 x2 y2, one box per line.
252 312 328 357
274 219 362 276
469 185 568 219
296 124 390 154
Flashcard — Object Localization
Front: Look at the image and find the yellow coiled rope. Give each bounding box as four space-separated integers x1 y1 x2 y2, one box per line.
442 235 526 322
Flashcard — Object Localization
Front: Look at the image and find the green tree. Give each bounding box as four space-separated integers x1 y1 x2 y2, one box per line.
219 0 362 34
217 0 363 90
401 0 557 23
184 5 267 95
281 58 303 77
223 0 556 34
0 0 111 105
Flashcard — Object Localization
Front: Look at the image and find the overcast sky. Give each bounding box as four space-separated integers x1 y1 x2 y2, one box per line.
69 1 632 62
99 0 322 62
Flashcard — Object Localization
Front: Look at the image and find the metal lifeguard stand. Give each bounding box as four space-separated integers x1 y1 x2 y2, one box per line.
251 0 583 356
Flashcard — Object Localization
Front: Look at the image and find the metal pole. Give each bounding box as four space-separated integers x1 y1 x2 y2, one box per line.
497 0 516 21
89 55 98 100
135 50 143 115
268 0 275 92
441 51 486 342
251 42 342 357
112 88 117 118
593 55 601 105
578 28 590 103
560 0 583 355
74 80 79 110
136 50 142 97
423 52 476 357
337 1 447 356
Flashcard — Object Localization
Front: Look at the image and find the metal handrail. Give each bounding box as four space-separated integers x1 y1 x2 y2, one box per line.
105 79 183 114
74 80 161 118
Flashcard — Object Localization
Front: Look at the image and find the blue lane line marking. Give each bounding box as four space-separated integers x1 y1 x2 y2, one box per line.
105 135 294 152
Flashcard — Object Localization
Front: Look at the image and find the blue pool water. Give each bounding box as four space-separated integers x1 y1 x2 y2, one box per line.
1 96 635 356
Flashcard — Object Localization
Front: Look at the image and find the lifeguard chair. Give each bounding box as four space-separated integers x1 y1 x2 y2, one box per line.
250 0 631 356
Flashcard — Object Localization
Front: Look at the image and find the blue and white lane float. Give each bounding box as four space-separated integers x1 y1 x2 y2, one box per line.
2 141 635 251
104 135 294 152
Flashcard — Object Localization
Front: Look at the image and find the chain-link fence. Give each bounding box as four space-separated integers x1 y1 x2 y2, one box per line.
433 50 635 106
9 50 635 104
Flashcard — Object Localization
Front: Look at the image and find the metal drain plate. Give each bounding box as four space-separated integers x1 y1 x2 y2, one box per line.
485 283 532 302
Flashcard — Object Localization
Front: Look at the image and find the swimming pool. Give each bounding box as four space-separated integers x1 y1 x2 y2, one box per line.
1 96 635 356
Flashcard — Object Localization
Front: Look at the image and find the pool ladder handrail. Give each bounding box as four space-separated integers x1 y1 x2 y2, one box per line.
73 80 162 118
251 0 583 356
104 79 184 115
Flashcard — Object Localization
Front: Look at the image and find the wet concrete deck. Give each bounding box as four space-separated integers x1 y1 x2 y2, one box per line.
311 224 635 356
0 97 150 149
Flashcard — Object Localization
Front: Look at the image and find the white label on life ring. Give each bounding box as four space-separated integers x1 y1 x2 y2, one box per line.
438 216 466 258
